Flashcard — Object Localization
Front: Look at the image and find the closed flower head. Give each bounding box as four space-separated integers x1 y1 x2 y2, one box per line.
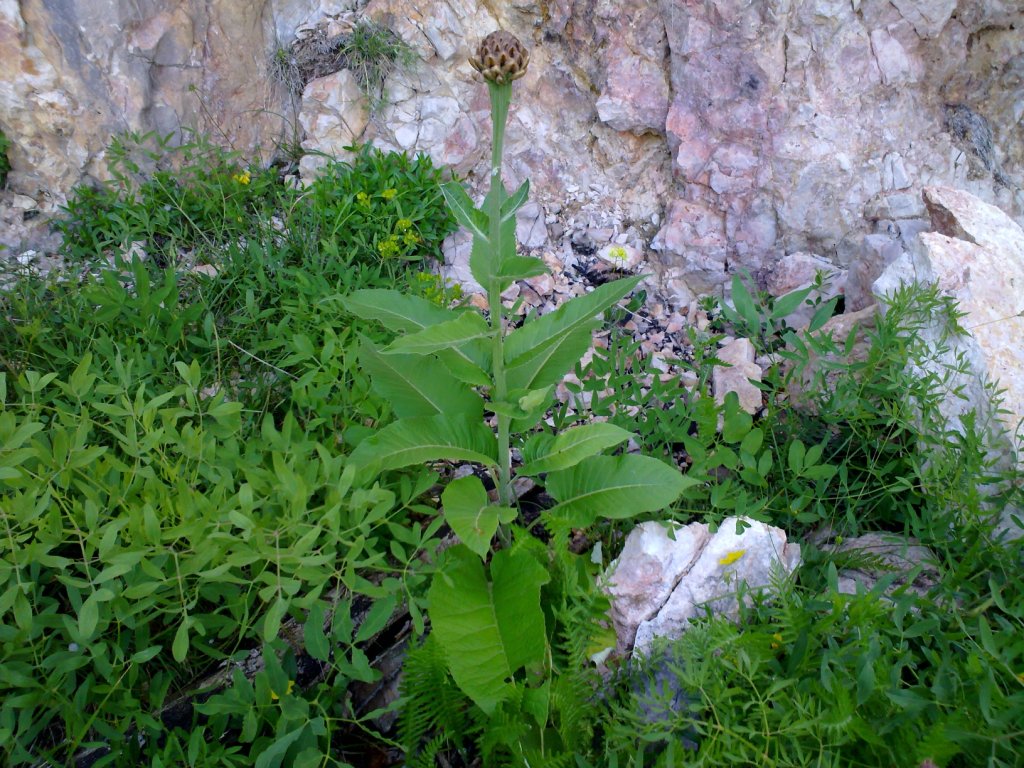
469 30 530 85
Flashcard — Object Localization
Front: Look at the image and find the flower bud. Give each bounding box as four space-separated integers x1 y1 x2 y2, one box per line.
469 30 530 85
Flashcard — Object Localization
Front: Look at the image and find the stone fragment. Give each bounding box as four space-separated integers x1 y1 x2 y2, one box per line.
846 234 905 312
596 54 670 135
766 251 846 328
606 517 800 657
870 28 913 86
515 201 549 249
890 0 957 39
713 338 762 413
651 200 728 294
298 69 369 183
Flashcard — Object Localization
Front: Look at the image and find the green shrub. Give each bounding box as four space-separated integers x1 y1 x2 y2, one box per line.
0 129 10 188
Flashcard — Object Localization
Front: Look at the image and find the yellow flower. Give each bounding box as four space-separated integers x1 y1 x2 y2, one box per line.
771 632 783 649
232 171 251 185
396 218 413 232
718 549 745 567
608 245 628 261
403 231 421 247
378 235 401 258
270 680 296 700
356 191 371 206
381 188 398 200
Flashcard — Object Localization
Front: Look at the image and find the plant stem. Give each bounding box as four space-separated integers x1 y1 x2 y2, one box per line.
487 81 513 508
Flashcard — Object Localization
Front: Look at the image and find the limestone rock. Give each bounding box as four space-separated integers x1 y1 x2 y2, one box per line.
766 251 846 329
712 338 762 414
298 69 369 182
606 517 801 657
596 53 670 135
846 234 905 312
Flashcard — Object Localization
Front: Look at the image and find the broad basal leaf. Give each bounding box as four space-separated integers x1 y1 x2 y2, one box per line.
497 255 548 282
442 475 516 559
504 276 642 391
360 340 483 420
348 414 497 477
545 454 697 527
429 546 550 714
385 312 492 355
518 423 633 475
342 290 458 334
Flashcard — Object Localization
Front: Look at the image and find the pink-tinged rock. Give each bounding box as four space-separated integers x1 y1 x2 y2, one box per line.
516 201 549 249
596 53 670 135
605 521 710 653
620 517 801 657
870 27 914 86
651 199 728 293
924 186 1024 262
298 70 369 182
665 103 713 182
890 0 957 39
713 338 762 413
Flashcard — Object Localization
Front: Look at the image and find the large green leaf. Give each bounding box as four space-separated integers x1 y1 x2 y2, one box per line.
505 325 595 393
518 423 634 476
348 415 497 476
545 454 697 527
385 312 492 355
497 255 548 282
360 340 483 420
504 276 642 391
342 289 456 334
429 546 549 714
343 290 491 381
441 475 516 558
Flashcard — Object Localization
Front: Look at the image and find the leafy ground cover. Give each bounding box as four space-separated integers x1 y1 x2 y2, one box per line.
1 131 1022 767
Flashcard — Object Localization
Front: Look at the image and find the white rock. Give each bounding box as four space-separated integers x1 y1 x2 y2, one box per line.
607 517 801 657
298 69 369 183
713 338 762 413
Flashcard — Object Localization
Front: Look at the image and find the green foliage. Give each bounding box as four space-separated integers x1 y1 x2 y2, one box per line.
0 128 11 188
0 135 459 765
350 70 693 762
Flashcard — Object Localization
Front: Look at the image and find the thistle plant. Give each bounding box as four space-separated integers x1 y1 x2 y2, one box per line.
343 31 695 729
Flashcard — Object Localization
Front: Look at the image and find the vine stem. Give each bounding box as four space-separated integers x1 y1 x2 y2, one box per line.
486 80 513 509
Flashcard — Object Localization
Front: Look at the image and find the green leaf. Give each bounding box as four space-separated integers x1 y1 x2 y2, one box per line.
496 255 548 281
355 595 397 643
78 593 101 638
348 414 497 476
788 439 806 474
518 423 634 475
429 546 550 714
500 179 530 221
172 620 190 663
730 274 761 332
361 340 484 420
441 181 490 242
254 724 307 768
264 597 288 642
342 290 458 334
770 286 812 321
808 297 839 333
441 475 516 558
546 454 697 527
304 603 330 662
505 277 641 391
385 312 492 355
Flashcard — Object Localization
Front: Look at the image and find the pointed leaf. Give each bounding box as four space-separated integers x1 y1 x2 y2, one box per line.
546 454 696 527
348 415 497 476
518 423 634 475
770 286 812 321
442 475 514 558
504 277 642 391
385 312 492 355
441 181 490 242
360 340 483 419
497 255 548 281
500 179 530 221
429 546 549 714
342 290 458 334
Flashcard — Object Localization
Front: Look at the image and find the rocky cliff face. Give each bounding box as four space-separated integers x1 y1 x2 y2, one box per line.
1 0 1022 301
